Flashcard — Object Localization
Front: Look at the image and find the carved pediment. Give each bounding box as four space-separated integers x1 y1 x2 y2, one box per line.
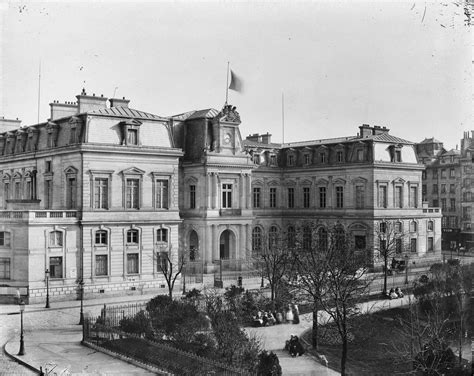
333 178 347 185
252 179 264 186
392 177 406 184
121 167 145 176
352 177 368 184
64 166 78 175
300 179 312 186
315 178 329 186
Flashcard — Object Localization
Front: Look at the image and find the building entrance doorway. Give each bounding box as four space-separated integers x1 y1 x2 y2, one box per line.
219 230 234 260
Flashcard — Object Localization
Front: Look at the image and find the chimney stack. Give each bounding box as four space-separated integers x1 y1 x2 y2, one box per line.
49 100 78 121
261 132 272 144
76 89 108 113
0 117 21 132
359 124 372 138
246 133 260 143
109 97 130 108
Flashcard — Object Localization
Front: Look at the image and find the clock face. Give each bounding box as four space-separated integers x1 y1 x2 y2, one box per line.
223 133 232 145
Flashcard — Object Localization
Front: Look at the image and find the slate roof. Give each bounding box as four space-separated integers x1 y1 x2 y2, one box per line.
419 137 443 144
87 106 168 121
171 108 220 121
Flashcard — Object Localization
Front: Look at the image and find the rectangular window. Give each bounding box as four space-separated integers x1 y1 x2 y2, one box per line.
157 228 168 243
157 252 168 273
0 232 11 247
127 129 138 145
49 231 63 247
410 238 417 253
49 257 63 278
189 185 196 209
25 180 32 200
303 187 310 208
270 155 277 166
355 235 366 250
127 254 139 274
427 221 434 231
379 185 387 208
45 180 52 209
126 179 140 209
450 184 455 194
336 186 344 208
94 178 108 209
432 184 438 194
450 198 455 211
0 258 10 279
427 237 434 252
269 188 277 208
395 186 403 208
155 180 169 209
450 168 455 178
442 216 448 227
432 170 438 179
441 198 447 211
441 184 446 193
288 155 295 166
95 255 108 276
4 182 9 206
320 153 326 163
410 186 418 208
396 238 402 254
395 150 401 162
288 187 295 208
450 216 457 228
222 184 232 208
45 161 52 172
253 154 261 165
14 182 21 199
355 185 364 209
422 171 426 179
441 169 446 179
253 187 261 208
336 151 343 162
304 154 311 165
319 187 326 208
69 127 77 144
66 177 77 209
357 149 364 161
433 199 439 207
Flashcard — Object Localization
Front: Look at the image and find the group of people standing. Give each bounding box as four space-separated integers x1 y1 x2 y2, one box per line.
252 303 300 327
385 287 404 300
284 334 305 357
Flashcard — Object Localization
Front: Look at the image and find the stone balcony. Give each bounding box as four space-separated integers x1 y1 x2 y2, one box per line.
0 210 79 223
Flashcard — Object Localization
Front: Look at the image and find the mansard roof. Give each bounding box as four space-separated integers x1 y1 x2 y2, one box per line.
88 106 168 121
171 108 220 121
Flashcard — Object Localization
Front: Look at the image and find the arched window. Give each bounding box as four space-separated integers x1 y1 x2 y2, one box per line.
318 227 327 251
269 226 279 249
189 230 198 261
410 221 417 233
252 227 262 253
49 231 63 247
287 226 296 248
303 226 312 251
127 229 139 244
334 226 345 250
95 230 107 245
427 220 434 231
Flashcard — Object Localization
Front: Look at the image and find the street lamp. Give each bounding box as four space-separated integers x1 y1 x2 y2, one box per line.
45 268 50 309
18 300 25 356
78 280 84 325
404 254 409 285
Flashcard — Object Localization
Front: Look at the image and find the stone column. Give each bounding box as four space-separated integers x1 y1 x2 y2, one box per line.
205 224 212 265
207 173 212 209
212 224 217 261
213 173 218 209
240 173 245 209
246 174 251 209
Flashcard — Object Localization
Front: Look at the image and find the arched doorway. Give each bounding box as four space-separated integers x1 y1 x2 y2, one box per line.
219 230 235 260
189 230 198 261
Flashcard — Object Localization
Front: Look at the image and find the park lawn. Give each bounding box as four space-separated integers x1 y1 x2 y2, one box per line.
303 307 414 376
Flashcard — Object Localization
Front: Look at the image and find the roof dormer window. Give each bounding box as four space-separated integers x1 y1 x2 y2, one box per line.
287 154 295 167
120 119 142 146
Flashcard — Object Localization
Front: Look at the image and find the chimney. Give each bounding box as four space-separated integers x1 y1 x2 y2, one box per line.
0 117 21 132
109 97 130 108
359 124 372 138
372 125 389 135
246 133 260 143
76 89 108 113
49 100 78 121
261 132 272 144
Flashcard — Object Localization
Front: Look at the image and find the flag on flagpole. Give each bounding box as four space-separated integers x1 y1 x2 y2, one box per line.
229 70 244 93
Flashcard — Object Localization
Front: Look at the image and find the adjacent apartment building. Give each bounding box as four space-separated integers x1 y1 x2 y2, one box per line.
416 132 474 252
0 91 442 303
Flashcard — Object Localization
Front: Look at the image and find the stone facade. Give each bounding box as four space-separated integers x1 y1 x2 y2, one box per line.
0 92 443 303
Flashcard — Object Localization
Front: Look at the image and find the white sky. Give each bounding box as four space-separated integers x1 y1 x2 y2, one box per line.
0 1 471 149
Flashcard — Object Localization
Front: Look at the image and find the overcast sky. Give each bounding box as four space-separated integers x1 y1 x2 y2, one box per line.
0 1 471 149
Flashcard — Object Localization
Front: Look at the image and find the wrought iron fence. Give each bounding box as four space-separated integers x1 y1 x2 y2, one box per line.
98 302 148 327
83 317 252 376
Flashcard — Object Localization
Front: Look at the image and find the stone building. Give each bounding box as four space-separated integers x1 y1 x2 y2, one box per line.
416 131 474 252
0 91 443 303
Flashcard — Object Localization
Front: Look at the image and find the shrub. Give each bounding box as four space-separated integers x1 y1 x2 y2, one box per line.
257 351 282 376
119 310 153 338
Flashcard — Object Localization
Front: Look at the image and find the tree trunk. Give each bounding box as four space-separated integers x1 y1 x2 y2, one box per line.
271 283 275 301
341 336 348 376
383 256 388 294
312 303 319 350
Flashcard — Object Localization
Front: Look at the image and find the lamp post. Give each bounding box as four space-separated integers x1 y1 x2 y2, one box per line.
45 268 50 309
78 280 84 325
18 300 25 356
404 254 409 285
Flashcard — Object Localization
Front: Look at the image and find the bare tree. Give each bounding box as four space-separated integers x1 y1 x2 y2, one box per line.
317 229 372 376
375 219 405 295
156 244 188 299
251 227 296 301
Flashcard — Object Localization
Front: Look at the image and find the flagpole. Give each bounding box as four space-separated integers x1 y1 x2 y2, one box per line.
37 60 42 124
225 62 230 105
282 92 285 144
